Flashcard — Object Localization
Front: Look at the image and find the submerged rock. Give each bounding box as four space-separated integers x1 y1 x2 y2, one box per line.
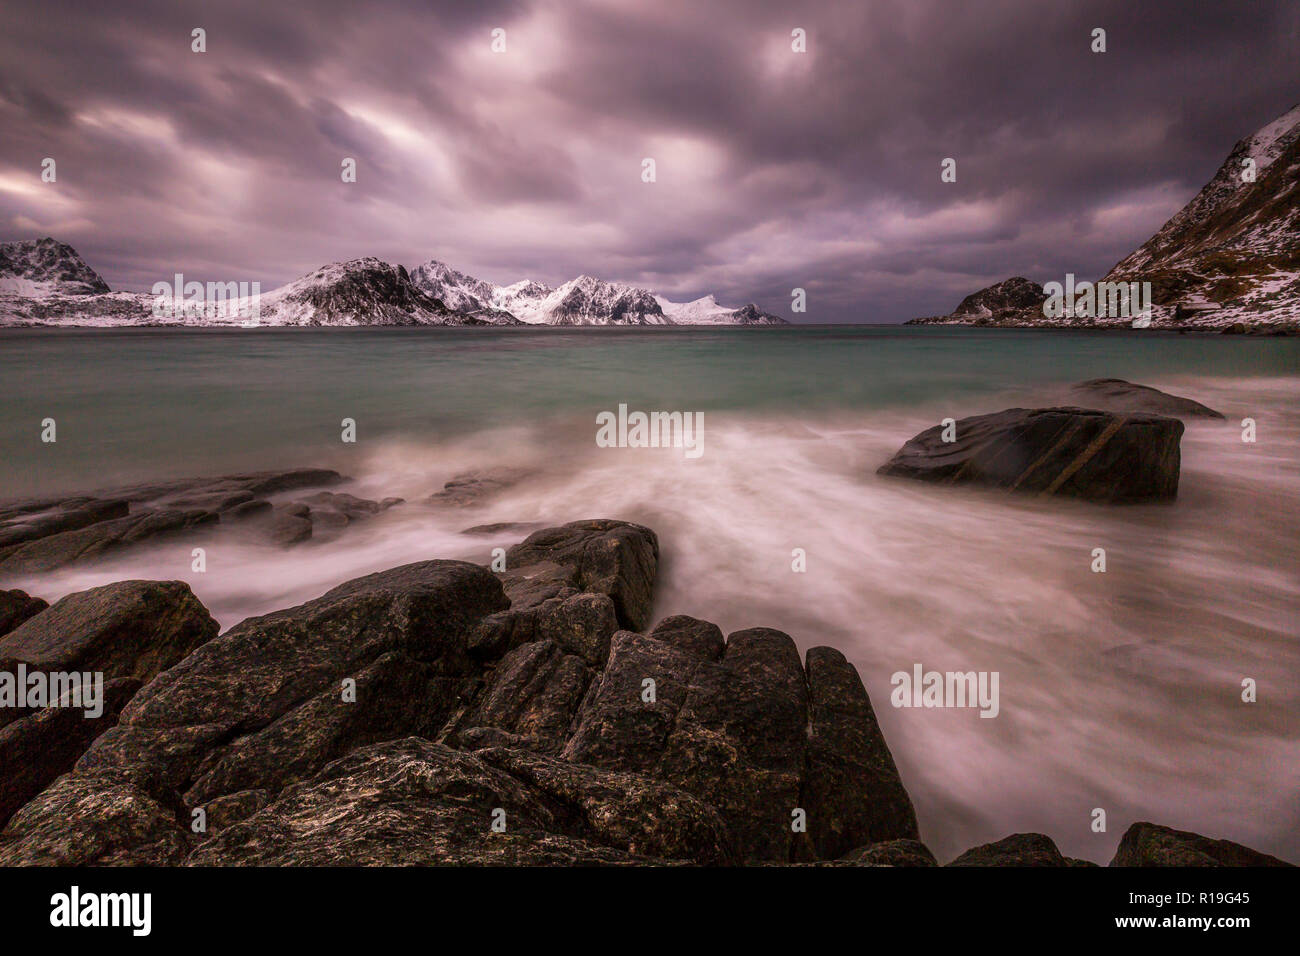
877 407 1183 503
0 469 351 574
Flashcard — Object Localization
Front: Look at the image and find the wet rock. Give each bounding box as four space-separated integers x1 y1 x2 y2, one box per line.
0 771 191 866
0 498 129 549
222 499 272 520
0 677 140 829
878 407 1183 503
564 625 917 863
948 832 1086 867
201 789 269 833
82 561 507 794
0 509 218 574
184 738 665 865
298 491 402 524
801 646 920 859
1069 379 1225 420
454 640 593 753
469 591 618 667
265 506 312 546
1110 822 1293 867
647 615 725 661
461 521 544 536
0 470 348 573
430 467 533 507
841 839 938 867
476 746 732 864
0 580 217 688
502 519 658 630
0 589 47 636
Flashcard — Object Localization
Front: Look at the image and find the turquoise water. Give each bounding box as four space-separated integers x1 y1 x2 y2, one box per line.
1 325 1297 864
2 325 1296 496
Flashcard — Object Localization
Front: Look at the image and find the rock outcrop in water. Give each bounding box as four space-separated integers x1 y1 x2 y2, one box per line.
0 516 1288 866
0 470 400 576
877 407 1184 503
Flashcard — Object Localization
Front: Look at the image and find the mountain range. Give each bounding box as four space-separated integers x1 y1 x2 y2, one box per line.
0 242 786 328
910 102 1300 331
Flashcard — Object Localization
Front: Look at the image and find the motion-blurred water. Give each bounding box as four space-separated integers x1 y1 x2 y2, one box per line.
2 325 1297 863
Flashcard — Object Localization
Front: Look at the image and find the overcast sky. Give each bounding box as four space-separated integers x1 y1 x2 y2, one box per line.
0 0 1295 322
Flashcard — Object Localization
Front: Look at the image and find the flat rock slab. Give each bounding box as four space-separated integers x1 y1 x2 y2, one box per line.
1069 379 1225 419
0 469 351 574
877 407 1183 503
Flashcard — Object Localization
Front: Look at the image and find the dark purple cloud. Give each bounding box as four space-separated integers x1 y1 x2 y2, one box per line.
0 0 1295 321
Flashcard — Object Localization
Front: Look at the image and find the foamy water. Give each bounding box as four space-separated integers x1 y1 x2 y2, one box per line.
2 327 1297 863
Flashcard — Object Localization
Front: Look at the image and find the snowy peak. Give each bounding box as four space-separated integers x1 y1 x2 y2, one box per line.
539 275 667 325
412 260 785 325
409 259 497 313
1102 101 1300 327
0 243 786 327
258 258 516 326
655 293 785 325
0 238 111 296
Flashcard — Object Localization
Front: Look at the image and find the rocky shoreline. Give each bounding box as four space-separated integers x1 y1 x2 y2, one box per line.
0 512 1290 866
0 378 1291 866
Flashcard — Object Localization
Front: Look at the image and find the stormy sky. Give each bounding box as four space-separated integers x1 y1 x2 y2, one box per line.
0 0 1295 322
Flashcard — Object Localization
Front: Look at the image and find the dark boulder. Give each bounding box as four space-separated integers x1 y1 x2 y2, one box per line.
501 519 658 630
186 738 724 865
878 407 1183 503
841 839 938 867
563 626 917 862
0 589 47 636
468 591 618 667
948 832 1093 867
1069 379 1225 420
0 677 140 829
800 646 919 859
1110 822 1293 867
0 580 217 690
451 639 593 754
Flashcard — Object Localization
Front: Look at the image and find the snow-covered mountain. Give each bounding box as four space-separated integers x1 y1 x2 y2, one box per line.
0 250 517 327
0 238 110 296
1102 102 1300 328
0 242 785 327
911 102 1300 331
410 259 786 326
238 258 512 326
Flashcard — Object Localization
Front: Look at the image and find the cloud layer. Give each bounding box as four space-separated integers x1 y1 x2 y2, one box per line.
1 0 1295 321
